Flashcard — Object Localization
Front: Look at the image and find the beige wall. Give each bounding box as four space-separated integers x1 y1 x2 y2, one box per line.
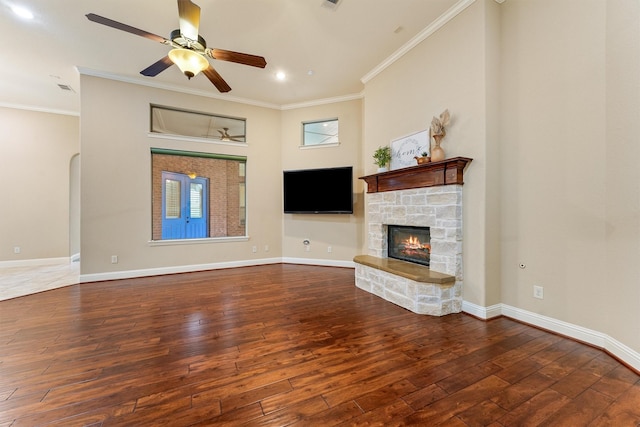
0 107 79 262
80 75 283 275
80 77 363 275
280 100 364 262
603 0 640 351
500 0 640 352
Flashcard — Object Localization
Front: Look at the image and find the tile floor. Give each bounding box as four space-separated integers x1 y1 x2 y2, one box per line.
0 261 80 301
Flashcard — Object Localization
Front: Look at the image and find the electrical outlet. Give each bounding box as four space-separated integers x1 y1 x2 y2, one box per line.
13 246 21 254
252 246 257 253
305 245 310 252
327 246 332 253
533 285 544 299
111 255 118 264
264 244 269 252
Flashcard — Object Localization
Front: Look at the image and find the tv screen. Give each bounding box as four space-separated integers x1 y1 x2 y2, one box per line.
283 166 353 214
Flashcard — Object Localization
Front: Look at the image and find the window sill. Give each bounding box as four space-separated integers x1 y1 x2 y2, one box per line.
148 132 249 147
148 236 250 246
299 142 340 149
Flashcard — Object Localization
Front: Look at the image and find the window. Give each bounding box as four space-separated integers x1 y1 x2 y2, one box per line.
150 105 246 143
302 118 339 146
152 149 246 240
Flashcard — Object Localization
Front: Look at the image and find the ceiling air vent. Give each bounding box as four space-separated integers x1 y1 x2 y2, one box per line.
321 0 341 10
57 84 75 92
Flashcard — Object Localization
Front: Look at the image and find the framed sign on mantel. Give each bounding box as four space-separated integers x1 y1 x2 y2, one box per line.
390 129 429 170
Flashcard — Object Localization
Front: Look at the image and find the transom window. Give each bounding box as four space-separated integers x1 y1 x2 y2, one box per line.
302 118 339 146
151 105 246 143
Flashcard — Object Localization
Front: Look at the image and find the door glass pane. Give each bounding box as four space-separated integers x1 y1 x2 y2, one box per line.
239 182 246 225
190 183 203 219
165 179 181 219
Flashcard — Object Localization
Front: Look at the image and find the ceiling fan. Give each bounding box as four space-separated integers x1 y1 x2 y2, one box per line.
86 0 267 93
218 127 244 142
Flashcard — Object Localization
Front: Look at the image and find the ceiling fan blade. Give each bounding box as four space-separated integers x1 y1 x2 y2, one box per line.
140 56 174 77
178 0 200 41
208 49 267 68
203 65 232 93
85 13 167 44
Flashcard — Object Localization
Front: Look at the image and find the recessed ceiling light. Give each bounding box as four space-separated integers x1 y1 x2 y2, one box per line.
307 70 315 76
276 71 286 81
12 5 34 20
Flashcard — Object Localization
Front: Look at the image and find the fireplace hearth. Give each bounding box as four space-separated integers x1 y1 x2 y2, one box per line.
388 225 430 266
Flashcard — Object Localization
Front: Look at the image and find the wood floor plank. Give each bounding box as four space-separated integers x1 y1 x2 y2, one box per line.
537 388 613 426
402 375 511 424
289 400 363 426
336 398 415 426
402 383 449 411
490 371 556 411
497 389 572 426
0 264 638 425
353 379 418 412
590 383 640 426
455 399 508 427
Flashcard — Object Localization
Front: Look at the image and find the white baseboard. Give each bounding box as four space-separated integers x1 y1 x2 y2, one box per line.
79 257 283 283
80 257 356 283
0 257 71 268
462 301 640 373
462 301 502 319
281 257 356 268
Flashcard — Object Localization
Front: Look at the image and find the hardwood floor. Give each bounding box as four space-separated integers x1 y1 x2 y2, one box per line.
1 264 638 426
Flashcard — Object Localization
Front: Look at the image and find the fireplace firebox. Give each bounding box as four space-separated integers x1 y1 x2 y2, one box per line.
387 225 431 266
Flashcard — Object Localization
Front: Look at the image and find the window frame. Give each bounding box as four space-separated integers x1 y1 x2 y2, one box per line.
301 117 339 147
150 148 248 245
150 104 247 145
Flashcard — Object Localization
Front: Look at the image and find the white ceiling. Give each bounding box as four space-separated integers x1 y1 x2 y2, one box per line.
0 0 460 114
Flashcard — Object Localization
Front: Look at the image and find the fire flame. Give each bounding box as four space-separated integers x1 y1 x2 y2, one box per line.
402 235 430 252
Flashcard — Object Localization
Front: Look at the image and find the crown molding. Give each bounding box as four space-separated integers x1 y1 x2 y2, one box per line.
280 92 363 110
78 67 363 111
361 0 476 85
0 102 79 117
77 67 283 110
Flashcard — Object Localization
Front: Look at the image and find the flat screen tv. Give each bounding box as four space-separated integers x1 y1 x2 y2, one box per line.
283 166 353 214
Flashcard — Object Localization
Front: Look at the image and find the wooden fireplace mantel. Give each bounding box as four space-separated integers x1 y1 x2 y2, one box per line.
359 157 472 193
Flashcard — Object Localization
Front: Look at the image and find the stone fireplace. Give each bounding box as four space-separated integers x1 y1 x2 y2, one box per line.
354 157 472 316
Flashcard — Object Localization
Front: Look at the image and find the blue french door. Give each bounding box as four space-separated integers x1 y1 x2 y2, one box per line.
162 172 208 239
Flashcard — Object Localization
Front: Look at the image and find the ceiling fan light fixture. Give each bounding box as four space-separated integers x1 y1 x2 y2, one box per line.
168 48 208 79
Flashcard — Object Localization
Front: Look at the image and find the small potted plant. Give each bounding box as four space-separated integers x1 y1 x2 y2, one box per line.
373 145 392 172
414 151 431 165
